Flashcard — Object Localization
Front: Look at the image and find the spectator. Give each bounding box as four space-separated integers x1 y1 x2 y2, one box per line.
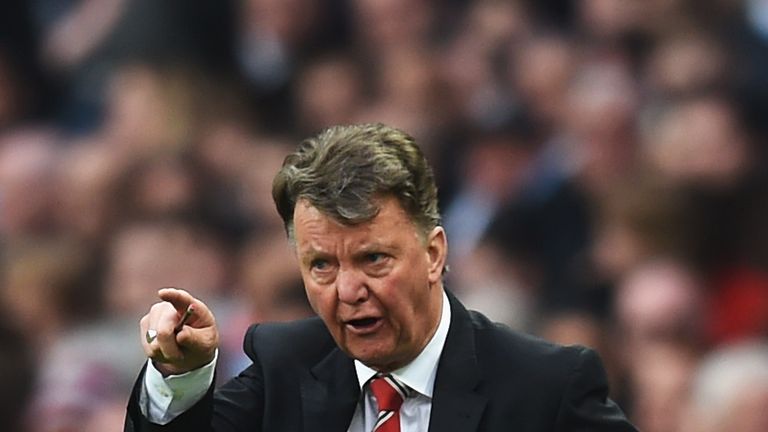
0 306 34 432
682 340 768 432
0 1 767 429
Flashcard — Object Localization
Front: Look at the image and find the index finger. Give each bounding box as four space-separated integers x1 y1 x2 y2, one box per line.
157 287 197 313
157 287 215 329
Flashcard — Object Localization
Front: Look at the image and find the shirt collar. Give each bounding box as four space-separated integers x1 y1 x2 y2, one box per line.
354 289 451 398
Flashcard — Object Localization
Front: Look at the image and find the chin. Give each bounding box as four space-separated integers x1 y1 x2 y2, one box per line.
347 345 393 366
355 349 410 372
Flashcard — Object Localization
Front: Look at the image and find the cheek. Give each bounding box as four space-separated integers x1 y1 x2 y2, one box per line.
379 276 421 319
388 272 432 321
301 282 322 312
304 283 336 318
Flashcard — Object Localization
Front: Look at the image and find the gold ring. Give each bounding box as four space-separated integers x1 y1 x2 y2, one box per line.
146 329 158 344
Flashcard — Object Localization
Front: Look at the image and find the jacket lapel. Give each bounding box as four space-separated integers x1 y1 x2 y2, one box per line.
301 347 360 432
428 291 487 432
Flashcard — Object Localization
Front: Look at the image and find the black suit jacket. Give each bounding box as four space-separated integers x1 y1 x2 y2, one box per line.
125 292 637 431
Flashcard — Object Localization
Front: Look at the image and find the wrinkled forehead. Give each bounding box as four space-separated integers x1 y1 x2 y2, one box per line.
290 196 426 245
289 193 423 233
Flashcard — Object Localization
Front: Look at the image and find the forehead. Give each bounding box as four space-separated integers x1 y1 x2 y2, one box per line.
292 197 420 249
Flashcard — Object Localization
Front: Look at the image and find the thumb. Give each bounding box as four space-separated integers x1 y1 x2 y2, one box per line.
176 323 219 350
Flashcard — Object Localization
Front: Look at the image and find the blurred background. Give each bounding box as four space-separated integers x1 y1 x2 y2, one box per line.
1 0 768 431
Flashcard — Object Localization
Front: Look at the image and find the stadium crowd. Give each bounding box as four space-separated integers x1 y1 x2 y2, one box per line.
1 0 768 431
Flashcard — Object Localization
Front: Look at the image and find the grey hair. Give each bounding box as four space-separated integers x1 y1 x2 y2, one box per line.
272 123 441 240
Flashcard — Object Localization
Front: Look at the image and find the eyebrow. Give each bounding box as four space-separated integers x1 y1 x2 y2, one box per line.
356 242 399 256
298 246 327 261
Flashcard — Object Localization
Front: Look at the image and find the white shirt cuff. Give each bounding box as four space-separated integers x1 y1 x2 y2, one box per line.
139 350 218 425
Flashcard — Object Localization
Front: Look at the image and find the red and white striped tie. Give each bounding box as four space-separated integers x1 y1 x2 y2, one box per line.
370 374 410 432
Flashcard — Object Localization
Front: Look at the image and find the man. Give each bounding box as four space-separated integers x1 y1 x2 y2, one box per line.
125 124 636 431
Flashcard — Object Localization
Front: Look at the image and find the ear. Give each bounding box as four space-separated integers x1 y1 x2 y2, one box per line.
425 226 448 284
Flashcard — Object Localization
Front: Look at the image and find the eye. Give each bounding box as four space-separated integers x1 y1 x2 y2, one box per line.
308 258 336 283
363 253 391 275
366 253 385 263
310 258 330 271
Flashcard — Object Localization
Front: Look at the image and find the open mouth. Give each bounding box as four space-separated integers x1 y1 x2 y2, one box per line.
345 317 382 333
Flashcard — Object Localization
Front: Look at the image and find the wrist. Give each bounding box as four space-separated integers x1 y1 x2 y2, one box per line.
152 350 216 377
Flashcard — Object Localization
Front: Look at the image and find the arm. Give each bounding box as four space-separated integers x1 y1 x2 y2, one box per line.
124 358 266 432
141 353 217 424
125 288 268 432
554 347 637 432
125 362 216 432
124 288 222 431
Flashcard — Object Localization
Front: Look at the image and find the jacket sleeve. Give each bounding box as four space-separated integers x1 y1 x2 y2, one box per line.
124 328 266 432
124 362 217 432
553 347 638 432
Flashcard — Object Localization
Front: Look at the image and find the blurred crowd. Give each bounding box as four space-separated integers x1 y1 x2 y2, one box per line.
1 0 768 431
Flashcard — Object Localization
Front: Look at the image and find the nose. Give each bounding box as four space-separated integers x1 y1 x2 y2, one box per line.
336 267 368 304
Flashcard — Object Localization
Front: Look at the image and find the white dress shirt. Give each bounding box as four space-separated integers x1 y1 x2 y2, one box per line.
141 290 451 431
140 350 218 424
347 289 451 432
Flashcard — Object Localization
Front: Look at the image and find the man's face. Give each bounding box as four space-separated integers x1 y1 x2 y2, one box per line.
293 196 446 372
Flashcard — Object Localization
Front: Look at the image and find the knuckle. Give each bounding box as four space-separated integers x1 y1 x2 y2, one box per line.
149 302 166 314
157 328 175 340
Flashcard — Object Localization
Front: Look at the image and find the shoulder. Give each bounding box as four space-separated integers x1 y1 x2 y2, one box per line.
243 316 338 365
460 309 635 430
466 309 601 387
469 309 583 358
